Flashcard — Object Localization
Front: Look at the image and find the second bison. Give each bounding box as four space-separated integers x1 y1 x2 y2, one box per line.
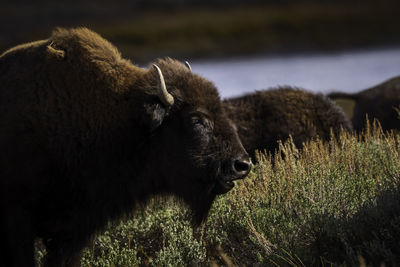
328 76 400 131
223 88 353 159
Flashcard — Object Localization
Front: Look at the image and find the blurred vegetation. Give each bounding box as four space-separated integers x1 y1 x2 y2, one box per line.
332 98 356 120
1 0 400 63
35 121 400 266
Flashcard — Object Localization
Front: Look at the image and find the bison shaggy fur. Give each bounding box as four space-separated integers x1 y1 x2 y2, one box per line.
328 76 400 132
0 28 250 267
223 88 353 159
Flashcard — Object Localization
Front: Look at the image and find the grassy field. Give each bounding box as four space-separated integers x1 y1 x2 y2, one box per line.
35 121 400 266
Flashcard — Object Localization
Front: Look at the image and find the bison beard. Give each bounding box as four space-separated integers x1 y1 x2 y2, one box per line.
0 28 250 267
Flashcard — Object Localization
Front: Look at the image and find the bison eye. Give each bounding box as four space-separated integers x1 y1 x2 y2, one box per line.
190 113 212 129
189 112 213 133
191 115 203 125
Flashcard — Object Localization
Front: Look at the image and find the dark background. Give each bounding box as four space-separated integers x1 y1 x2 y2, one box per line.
1 0 400 63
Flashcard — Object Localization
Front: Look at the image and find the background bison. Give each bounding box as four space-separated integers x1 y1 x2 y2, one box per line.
0 28 250 267
328 76 400 132
223 88 353 159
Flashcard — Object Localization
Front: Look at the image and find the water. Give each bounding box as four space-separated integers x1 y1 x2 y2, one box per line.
191 47 400 98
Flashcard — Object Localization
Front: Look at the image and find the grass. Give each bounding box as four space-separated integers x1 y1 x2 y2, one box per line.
35 120 400 266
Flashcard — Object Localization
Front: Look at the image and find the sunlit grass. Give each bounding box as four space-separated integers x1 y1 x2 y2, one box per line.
35 121 400 266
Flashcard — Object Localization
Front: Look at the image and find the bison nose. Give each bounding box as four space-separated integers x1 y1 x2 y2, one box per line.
232 155 251 178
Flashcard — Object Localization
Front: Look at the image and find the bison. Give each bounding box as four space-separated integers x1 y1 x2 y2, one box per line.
222 88 353 159
328 76 400 131
0 28 251 267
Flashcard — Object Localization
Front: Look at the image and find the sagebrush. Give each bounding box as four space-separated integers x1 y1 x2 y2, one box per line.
35 121 400 266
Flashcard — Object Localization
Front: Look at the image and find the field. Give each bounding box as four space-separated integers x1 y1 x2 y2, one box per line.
35 121 400 266
4 1 400 265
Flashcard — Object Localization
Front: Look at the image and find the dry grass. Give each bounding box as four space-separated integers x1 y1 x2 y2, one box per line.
35 121 400 266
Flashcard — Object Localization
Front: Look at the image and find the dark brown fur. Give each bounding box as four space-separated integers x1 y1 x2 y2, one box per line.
0 28 250 267
223 88 353 159
329 76 400 131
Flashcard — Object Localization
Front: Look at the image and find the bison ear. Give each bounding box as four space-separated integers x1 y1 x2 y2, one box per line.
143 102 167 132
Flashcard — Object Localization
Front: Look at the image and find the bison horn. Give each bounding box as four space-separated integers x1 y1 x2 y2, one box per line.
184 61 192 72
153 64 174 107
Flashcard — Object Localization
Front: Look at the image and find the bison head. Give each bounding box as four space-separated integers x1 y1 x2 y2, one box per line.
141 58 251 224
